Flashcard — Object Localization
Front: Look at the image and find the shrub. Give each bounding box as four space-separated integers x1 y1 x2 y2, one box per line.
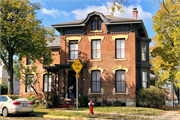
26 95 38 103
102 97 112 106
0 84 8 95
112 97 122 106
92 97 99 107
49 94 58 108
78 95 88 107
136 86 165 108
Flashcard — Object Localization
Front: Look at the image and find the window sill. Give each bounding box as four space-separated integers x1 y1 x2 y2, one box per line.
112 87 129 95
114 59 127 61
90 59 102 62
88 88 104 95
68 60 76 62
90 30 102 33
26 64 34 66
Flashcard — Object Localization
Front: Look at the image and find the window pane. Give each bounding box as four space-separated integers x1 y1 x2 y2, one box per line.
93 41 96 49
116 40 120 49
97 50 101 58
75 51 78 59
92 72 96 81
143 82 147 88
121 40 125 48
93 50 96 59
121 50 125 58
122 82 125 91
116 50 120 58
116 71 120 81
70 51 74 59
142 45 146 52
92 20 95 25
97 82 100 91
97 41 100 49
70 44 74 50
117 82 120 92
143 72 147 81
44 83 47 92
92 82 96 92
75 44 78 50
98 25 101 30
97 71 100 81
121 71 125 81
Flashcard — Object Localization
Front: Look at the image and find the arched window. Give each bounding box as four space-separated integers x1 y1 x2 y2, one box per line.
91 20 96 31
97 20 101 30
91 70 101 92
115 70 126 92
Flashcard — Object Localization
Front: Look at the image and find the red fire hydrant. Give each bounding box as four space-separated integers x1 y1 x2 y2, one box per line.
88 100 94 115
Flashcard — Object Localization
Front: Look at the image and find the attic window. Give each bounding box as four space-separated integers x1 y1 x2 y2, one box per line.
91 20 96 31
97 20 101 30
91 19 102 31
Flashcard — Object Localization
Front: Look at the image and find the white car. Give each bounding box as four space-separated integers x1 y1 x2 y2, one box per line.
0 95 33 117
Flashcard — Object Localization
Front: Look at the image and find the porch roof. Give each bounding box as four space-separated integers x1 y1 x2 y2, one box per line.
43 63 86 72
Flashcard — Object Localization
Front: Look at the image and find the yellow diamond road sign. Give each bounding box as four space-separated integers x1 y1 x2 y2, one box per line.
72 59 83 74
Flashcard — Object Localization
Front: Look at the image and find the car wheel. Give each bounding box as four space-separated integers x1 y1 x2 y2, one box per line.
2 107 8 117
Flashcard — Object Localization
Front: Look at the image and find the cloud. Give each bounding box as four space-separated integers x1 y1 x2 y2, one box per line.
41 8 60 18
41 8 70 18
71 2 152 20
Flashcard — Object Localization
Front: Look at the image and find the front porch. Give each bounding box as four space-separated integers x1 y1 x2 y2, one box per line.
43 63 86 103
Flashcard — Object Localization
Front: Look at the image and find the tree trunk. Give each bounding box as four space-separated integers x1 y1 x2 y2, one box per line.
8 48 14 94
174 87 179 105
173 84 179 105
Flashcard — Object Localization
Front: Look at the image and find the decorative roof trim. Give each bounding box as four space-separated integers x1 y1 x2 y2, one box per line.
112 35 129 41
112 65 129 73
66 37 82 42
88 36 104 42
88 66 104 74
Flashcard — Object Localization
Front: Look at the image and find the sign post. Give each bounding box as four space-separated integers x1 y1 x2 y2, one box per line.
71 59 83 114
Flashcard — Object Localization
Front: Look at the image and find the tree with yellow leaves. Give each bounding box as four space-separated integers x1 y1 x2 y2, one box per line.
150 0 180 104
1 0 55 94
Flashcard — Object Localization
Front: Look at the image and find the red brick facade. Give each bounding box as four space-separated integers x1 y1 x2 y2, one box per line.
20 11 151 107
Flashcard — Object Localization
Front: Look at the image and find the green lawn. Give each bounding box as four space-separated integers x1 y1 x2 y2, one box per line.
32 106 162 119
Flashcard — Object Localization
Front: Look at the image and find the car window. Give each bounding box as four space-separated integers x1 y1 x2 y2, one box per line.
8 95 23 100
0 96 8 101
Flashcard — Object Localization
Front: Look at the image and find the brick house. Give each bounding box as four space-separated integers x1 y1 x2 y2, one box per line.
20 8 151 107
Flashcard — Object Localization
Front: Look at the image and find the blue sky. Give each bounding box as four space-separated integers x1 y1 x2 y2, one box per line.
31 0 161 39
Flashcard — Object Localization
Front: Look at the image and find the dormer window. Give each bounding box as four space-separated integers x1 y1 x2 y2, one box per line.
91 20 96 31
91 19 102 31
97 20 101 30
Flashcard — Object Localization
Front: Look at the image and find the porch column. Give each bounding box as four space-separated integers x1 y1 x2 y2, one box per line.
63 69 66 98
80 68 83 96
46 70 49 108
58 68 61 101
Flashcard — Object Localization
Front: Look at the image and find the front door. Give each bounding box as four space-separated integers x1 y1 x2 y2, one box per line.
68 70 76 98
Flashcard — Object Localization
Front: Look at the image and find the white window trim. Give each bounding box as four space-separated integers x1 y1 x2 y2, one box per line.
66 37 82 43
112 65 129 73
88 36 104 42
112 87 129 95
88 66 104 74
88 88 104 95
112 35 129 41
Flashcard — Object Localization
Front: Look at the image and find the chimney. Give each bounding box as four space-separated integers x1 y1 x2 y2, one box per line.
133 8 138 19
